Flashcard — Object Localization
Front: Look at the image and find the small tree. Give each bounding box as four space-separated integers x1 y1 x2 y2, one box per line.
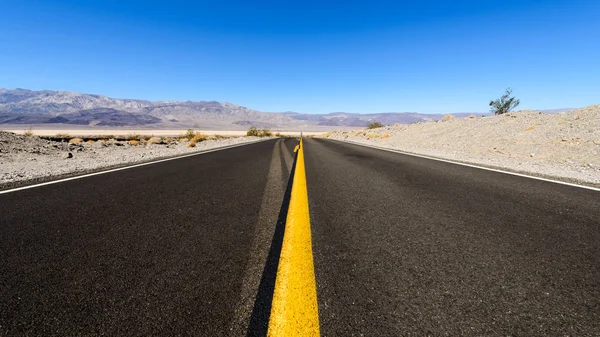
367 121 384 129
489 88 520 115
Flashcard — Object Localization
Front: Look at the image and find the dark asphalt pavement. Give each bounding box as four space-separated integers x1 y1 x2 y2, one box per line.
1 137 599 336
0 139 295 335
304 138 600 336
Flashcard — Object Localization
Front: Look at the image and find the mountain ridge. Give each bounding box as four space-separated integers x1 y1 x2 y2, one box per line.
0 88 568 130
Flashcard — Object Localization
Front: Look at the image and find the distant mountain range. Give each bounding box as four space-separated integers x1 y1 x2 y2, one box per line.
0 89 571 130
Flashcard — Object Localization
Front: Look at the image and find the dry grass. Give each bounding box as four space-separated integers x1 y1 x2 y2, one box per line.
129 140 140 146
191 132 208 143
380 133 391 139
23 128 34 137
127 133 142 141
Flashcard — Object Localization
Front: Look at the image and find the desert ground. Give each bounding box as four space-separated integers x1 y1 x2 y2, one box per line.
0 131 267 189
1 128 325 137
324 105 600 187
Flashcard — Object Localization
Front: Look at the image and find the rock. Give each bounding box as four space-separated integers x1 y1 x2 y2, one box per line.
68 137 83 144
147 137 164 145
63 152 73 159
441 114 455 122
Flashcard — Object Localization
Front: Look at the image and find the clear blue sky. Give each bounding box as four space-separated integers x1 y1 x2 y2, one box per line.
1 0 598 113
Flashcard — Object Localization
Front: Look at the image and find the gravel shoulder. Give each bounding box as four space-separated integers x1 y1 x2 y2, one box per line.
0 133 265 190
323 105 600 188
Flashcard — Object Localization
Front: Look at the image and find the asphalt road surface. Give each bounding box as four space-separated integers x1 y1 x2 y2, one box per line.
304 138 600 336
1 138 599 336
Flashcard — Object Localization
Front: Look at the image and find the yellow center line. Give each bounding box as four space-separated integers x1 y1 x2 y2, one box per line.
268 138 320 336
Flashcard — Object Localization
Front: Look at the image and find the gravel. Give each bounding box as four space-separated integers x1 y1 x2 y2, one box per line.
324 105 600 187
0 133 264 188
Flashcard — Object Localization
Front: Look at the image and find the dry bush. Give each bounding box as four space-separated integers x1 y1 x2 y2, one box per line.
380 133 391 139
183 129 196 139
69 137 84 144
366 133 380 139
367 121 384 129
188 141 197 148
191 132 207 143
129 140 140 146
127 133 141 141
55 133 70 138
87 140 95 144
179 138 189 143
23 128 34 137
441 114 455 122
247 127 272 137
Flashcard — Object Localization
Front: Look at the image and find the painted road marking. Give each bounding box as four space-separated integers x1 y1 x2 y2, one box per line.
268 138 320 336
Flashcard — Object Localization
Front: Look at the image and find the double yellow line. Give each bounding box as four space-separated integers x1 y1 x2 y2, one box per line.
268 138 320 336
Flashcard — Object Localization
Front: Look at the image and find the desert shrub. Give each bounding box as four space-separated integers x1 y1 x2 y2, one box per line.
129 140 140 146
191 132 207 143
55 133 70 139
183 129 196 139
367 121 384 129
24 128 34 137
247 126 260 137
489 88 520 115
127 133 141 141
188 141 197 148
247 126 273 137
441 114 455 122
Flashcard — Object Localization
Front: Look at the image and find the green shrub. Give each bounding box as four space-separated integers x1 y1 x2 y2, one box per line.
489 88 520 115
367 121 384 129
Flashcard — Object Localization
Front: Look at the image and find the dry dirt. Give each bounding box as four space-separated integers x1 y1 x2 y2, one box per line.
0 132 264 188
324 105 600 187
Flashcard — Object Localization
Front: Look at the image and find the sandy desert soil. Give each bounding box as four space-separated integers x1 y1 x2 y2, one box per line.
1 128 325 137
0 132 265 189
324 105 600 187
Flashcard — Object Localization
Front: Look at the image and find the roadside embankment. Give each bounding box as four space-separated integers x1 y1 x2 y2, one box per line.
323 105 600 187
0 132 264 189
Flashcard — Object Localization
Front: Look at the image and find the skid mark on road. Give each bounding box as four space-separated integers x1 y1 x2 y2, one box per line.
229 140 289 335
279 139 294 173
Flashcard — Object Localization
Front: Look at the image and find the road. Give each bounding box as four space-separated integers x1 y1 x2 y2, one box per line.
1 138 599 335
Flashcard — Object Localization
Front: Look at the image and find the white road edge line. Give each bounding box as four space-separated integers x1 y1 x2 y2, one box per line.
329 138 600 192
0 139 271 195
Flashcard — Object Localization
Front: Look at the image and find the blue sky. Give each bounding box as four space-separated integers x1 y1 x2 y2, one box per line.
0 0 598 113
